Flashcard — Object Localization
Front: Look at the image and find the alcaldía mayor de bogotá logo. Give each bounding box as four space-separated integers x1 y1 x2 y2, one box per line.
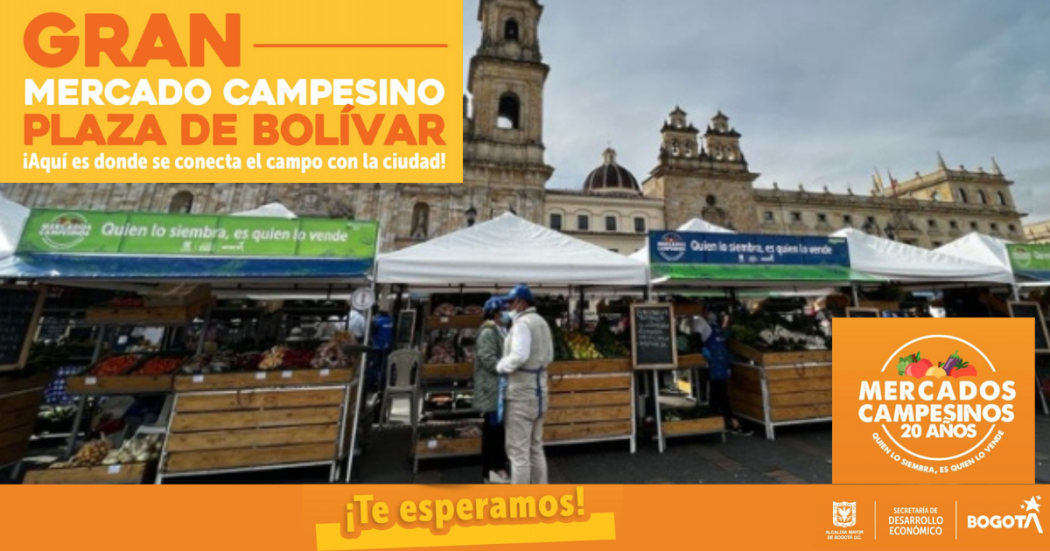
39 212 91 250
857 334 1018 475
967 496 1043 534
833 502 857 528
656 232 686 262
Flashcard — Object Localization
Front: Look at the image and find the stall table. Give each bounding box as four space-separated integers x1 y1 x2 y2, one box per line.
729 342 832 440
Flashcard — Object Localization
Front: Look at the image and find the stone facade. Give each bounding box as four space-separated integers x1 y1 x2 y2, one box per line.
1 0 1028 257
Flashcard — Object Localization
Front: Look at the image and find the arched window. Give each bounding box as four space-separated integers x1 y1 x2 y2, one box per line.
977 190 988 204
168 191 194 213
958 188 969 204
410 203 430 239
996 191 1007 206
497 93 521 130
504 19 520 41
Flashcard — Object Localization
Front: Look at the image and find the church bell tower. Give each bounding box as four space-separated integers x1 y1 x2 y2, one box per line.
463 0 553 223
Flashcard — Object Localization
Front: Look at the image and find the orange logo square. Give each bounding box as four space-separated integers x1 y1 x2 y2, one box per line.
833 318 1034 484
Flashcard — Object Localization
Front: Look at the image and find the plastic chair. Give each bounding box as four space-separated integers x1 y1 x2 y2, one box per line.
380 349 422 427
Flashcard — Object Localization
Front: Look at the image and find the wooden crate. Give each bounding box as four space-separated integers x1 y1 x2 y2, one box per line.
0 373 51 396
162 385 350 475
86 299 209 325
421 363 473 380
424 315 484 330
414 436 481 458
662 417 724 437
731 363 832 424
0 383 46 466
549 359 632 375
546 366 634 445
173 368 354 392
677 354 707 369
729 341 832 365
544 421 631 442
23 463 151 484
67 374 174 395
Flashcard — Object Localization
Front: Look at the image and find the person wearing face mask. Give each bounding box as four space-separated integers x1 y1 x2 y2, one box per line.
495 284 554 484
474 297 510 484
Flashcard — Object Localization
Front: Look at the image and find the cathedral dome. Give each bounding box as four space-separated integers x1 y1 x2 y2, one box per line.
583 148 641 195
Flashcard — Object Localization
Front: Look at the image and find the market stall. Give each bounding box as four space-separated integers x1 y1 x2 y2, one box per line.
645 230 865 440
2 208 379 483
378 213 649 466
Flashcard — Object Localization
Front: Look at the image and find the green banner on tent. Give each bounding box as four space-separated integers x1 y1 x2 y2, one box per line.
651 263 870 282
1007 244 1050 272
17 209 378 260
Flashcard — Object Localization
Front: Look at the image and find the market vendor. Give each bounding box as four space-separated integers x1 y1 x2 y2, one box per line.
701 312 752 436
496 284 554 485
475 297 510 484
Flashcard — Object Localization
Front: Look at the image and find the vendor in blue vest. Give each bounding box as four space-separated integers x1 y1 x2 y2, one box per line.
495 284 554 484
697 312 752 436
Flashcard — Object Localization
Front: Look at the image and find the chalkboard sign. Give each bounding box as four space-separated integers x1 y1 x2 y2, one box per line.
846 308 880 318
630 303 677 370
1008 301 1050 353
0 286 47 372
395 310 417 347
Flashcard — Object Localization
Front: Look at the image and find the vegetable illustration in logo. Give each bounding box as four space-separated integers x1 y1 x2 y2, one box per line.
897 350 977 378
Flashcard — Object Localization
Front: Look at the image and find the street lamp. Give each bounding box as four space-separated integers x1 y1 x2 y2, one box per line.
465 205 477 227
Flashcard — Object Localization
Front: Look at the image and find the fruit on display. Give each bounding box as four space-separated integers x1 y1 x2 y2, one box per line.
90 355 141 376
566 332 602 360
259 346 286 370
549 323 574 362
281 348 315 369
136 356 184 376
433 303 456 317
428 341 457 364
50 440 111 468
330 330 356 346
591 318 629 358
311 340 349 369
729 310 830 352
102 434 164 465
463 305 483 316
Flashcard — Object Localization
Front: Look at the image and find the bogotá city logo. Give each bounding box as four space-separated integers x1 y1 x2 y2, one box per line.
967 496 1043 534
655 232 686 262
857 334 1017 475
833 502 857 528
39 212 91 250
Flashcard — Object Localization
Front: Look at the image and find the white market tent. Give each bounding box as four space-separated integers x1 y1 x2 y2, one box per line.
377 213 648 286
0 193 29 260
231 202 298 219
629 217 735 264
934 232 1013 274
831 228 1014 284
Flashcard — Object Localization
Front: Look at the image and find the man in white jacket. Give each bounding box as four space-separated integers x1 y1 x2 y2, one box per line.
496 284 554 484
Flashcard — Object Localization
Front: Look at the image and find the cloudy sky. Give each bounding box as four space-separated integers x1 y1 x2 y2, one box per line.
463 0 1050 222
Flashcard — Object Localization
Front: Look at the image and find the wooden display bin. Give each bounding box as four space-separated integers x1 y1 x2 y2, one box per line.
159 382 353 482
729 340 832 366
414 435 481 458
66 374 174 395
677 354 707 369
730 361 832 440
546 359 634 451
662 417 725 437
0 375 48 467
858 300 899 312
424 315 484 330
23 462 152 484
173 368 355 392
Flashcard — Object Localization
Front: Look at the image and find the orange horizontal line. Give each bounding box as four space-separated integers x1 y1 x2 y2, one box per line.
254 44 447 48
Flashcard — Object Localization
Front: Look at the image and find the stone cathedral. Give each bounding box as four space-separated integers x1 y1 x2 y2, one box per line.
2 0 1025 255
